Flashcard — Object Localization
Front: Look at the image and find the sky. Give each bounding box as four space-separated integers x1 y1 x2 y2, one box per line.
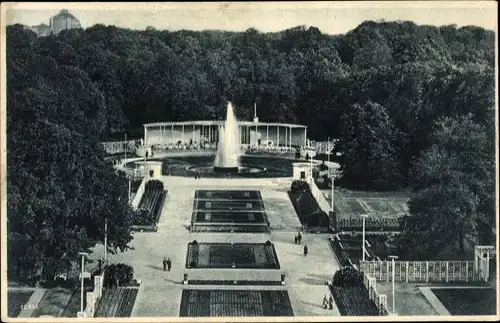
3 1 498 35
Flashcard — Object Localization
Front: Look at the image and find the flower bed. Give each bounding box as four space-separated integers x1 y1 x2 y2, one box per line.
330 286 379 316
329 234 381 268
132 184 167 231
288 180 329 229
95 287 139 317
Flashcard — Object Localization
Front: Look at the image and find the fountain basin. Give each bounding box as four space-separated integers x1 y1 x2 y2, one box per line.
214 166 240 174
188 164 266 175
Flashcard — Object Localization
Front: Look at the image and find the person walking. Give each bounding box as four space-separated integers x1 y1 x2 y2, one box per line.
162 257 167 271
322 293 328 309
328 294 334 310
303 244 308 256
166 257 172 271
297 232 302 244
294 235 298 244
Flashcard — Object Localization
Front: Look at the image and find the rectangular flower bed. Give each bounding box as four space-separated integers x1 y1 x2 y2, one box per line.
288 190 330 229
185 242 280 269
330 286 379 316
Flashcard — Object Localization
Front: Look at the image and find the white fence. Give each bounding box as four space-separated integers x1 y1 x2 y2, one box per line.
360 260 484 283
131 177 147 209
363 274 389 315
310 181 332 214
78 270 105 318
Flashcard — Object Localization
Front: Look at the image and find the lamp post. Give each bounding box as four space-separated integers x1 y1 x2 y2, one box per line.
309 154 314 184
124 132 127 160
330 169 337 213
128 177 132 204
327 137 330 164
388 255 399 315
78 252 89 315
360 214 369 262
104 218 108 266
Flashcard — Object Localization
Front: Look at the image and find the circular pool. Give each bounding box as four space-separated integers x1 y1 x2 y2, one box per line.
125 155 296 178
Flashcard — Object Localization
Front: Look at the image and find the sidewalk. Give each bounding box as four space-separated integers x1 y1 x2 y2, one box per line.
17 288 47 318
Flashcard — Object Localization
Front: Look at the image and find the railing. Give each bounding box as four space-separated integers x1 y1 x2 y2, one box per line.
79 270 105 318
130 177 147 209
310 181 332 214
363 274 389 315
360 260 484 283
102 140 138 154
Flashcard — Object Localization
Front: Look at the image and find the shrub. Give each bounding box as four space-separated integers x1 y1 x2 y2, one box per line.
332 267 364 287
104 263 134 287
191 240 198 245
189 261 197 268
291 180 311 193
319 162 329 171
265 240 272 246
145 179 164 191
308 210 330 227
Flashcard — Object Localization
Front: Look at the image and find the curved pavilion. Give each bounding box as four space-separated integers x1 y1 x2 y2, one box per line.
143 120 307 148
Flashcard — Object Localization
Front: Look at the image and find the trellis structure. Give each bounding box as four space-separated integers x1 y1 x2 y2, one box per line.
475 245 496 282
360 245 495 283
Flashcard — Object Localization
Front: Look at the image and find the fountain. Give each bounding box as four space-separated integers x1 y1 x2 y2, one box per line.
214 102 241 173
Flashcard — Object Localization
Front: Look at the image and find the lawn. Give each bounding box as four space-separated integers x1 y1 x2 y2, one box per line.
346 200 368 214
7 290 34 317
432 288 496 315
31 288 85 318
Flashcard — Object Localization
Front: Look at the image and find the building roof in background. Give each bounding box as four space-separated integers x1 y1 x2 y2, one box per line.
53 9 79 21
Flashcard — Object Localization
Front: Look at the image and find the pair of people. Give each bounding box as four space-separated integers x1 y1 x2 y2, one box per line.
294 231 303 245
162 257 172 271
322 293 334 310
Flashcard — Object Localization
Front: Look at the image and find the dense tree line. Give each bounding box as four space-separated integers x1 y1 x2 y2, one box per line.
7 25 135 280
6 19 495 273
11 20 495 190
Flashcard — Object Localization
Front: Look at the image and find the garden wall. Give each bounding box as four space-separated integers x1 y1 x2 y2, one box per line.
360 260 484 283
363 275 389 315
183 268 285 284
310 181 332 214
78 270 105 318
130 177 147 209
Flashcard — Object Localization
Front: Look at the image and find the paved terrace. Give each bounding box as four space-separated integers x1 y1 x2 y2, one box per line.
91 176 341 317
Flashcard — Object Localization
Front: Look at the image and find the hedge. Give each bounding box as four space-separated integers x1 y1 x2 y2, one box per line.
104 263 134 287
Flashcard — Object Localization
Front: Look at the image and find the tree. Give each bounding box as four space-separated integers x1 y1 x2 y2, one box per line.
337 101 402 190
399 114 495 259
7 25 135 280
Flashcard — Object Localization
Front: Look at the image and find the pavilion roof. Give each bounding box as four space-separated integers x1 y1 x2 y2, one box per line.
144 120 307 128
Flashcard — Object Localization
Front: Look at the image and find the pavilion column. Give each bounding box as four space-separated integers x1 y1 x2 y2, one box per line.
290 127 292 148
266 125 269 145
285 127 288 147
193 125 195 143
304 128 307 147
171 124 174 144
277 126 280 146
144 126 147 147
182 124 185 143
